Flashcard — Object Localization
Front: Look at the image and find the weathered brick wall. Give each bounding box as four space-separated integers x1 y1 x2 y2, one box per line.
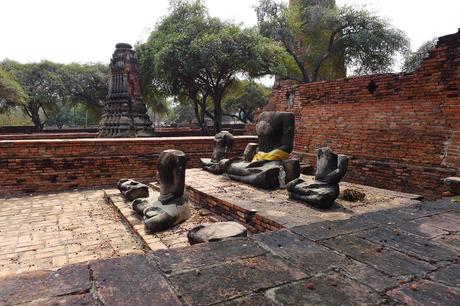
260 29 460 198
0 136 257 196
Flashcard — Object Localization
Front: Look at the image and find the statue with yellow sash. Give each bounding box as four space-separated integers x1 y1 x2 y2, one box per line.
224 111 300 189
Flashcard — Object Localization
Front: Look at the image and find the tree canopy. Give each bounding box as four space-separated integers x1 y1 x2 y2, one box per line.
0 67 27 114
255 0 410 83
137 0 287 133
1 60 107 130
402 38 437 72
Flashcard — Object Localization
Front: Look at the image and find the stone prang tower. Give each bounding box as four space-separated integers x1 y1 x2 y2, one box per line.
98 43 154 138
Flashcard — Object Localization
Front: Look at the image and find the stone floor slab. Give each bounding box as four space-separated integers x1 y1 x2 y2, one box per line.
429 264 460 288
26 293 96 306
91 254 181 306
168 254 307 305
0 263 91 305
291 218 378 241
323 234 435 277
358 227 458 262
253 229 348 275
216 294 278 306
387 280 460 306
267 272 385 306
151 237 266 274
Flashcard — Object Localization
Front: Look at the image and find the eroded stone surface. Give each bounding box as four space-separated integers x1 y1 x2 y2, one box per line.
254 229 348 275
429 264 460 288
150 237 267 273
323 234 435 277
27 294 96 306
357 227 458 262
267 272 385 306
91 254 180 306
216 294 278 306
387 280 460 306
292 218 377 241
168 254 306 305
0 263 91 305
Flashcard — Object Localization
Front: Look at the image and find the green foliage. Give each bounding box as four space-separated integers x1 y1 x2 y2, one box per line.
256 0 410 82
0 67 27 113
222 80 271 123
137 0 287 133
1 60 107 130
402 38 437 72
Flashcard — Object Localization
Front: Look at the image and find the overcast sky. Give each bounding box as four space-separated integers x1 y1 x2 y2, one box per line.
0 0 458 65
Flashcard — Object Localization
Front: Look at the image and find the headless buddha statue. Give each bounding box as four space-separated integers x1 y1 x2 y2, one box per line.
200 131 234 174
287 147 348 209
132 149 191 232
225 111 300 189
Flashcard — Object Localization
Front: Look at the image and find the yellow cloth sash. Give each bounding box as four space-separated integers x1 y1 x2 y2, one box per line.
252 149 290 162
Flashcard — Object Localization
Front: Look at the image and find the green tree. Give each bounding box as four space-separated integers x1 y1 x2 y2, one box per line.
222 80 271 123
1 60 108 131
402 38 437 72
0 67 27 113
256 0 409 82
2 60 66 131
137 0 287 133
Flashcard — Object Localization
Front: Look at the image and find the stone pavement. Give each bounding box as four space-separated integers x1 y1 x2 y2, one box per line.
1 197 459 305
0 190 141 277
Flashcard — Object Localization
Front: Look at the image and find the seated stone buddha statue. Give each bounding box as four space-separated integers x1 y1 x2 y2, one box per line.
131 149 191 232
287 147 348 209
200 131 234 174
224 111 300 189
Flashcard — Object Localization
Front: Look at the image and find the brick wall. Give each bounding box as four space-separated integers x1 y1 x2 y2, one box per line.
259 29 460 198
0 136 256 196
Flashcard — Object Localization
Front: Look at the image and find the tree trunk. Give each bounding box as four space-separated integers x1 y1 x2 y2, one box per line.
213 98 222 134
27 106 44 132
192 98 208 135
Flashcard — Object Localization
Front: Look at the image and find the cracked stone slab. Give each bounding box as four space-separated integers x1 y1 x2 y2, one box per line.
216 294 278 306
387 280 460 306
432 234 460 252
0 263 91 305
91 254 180 306
266 272 386 306
385 217 448 239
429 264 460 288
26 293 96 306
168 254 307 305
253 229 349 275
150 237 267 273
322 234 435 277
420 212 460 232
357 227 458 262
291 218 378 241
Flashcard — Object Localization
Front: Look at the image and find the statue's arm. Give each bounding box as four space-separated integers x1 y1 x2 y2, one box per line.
322 155 349 184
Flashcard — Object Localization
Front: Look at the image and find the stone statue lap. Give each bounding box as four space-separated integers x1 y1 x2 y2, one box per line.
287 147 348 209
224 111 300 189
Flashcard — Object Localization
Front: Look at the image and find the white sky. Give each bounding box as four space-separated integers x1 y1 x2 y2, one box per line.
0 0 459 65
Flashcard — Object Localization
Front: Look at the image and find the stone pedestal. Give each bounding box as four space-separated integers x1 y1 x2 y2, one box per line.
98 43 154 138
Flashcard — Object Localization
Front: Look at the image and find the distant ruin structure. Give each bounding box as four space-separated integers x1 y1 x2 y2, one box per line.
98 43 154 138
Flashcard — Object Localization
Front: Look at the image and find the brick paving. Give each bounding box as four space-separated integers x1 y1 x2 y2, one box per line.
0 190 141 277
1 197 459 305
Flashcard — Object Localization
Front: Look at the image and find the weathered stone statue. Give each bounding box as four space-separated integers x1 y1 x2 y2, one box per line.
200 131 234 174
98 43 154 138
224 111 300 189
117 179 149 201
134 150 191 232
287 147 348 209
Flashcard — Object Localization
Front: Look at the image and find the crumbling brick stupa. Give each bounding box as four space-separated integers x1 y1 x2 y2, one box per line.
98 43 154 138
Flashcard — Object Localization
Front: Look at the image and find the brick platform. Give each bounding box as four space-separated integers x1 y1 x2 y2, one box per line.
185 169 422 232
0 190 141 277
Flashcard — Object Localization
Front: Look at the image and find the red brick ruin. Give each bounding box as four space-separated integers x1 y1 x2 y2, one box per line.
256 29 460 198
